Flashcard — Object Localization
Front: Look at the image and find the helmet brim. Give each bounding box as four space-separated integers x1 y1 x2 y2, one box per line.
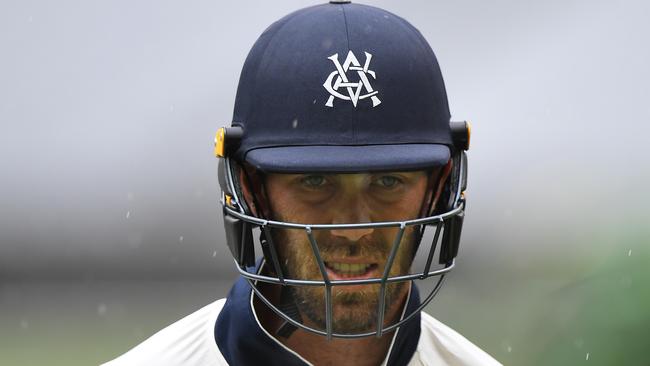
244 144 450 173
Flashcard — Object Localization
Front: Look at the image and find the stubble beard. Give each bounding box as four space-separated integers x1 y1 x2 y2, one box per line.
274 228 417 334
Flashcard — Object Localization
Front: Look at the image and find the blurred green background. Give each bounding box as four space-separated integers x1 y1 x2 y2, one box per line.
1 0 649 365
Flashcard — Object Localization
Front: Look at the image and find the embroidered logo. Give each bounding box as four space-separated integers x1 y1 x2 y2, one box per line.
323 51 381 108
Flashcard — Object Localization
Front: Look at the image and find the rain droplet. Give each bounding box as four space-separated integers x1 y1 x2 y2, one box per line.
97 303 107 316
27 16 33 23
127 192 134 201
292 118 299 128
20 319 29 330
586 352 590 360
506 345 512 353
212 250 217 257
179 236 184 243
169 105 175 112
628 249 632 256
126 211 131 219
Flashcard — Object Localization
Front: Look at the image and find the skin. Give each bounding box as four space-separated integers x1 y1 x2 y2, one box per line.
240 161 451 366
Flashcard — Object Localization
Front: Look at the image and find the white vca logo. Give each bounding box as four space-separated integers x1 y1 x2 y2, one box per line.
323 51 381 108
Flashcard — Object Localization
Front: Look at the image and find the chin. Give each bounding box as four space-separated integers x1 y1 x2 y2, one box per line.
292 281 407 334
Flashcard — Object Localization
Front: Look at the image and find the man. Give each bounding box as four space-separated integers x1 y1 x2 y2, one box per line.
104 1 501 365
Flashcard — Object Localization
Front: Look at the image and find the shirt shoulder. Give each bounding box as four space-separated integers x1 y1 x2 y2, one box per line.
408 312 502 366
101 299 228 366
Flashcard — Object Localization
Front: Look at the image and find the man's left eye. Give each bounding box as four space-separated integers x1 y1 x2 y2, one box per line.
300 175 326 187
376 176 400 188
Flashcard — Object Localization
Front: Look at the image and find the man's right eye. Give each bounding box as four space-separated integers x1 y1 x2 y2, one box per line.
300 175 326 187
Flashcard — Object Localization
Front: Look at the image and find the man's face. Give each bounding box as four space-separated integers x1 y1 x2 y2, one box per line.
263 171 434 333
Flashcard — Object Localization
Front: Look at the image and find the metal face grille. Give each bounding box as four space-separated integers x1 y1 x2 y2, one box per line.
222 202 462 339
219 156 466 338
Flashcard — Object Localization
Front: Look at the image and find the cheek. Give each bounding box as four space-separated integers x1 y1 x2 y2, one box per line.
370 183 429 222
274 228 321 278
266 187 323 224
402 180 430 216
381 226 418 273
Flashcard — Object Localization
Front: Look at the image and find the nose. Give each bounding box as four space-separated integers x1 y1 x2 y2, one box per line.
330 197 374 241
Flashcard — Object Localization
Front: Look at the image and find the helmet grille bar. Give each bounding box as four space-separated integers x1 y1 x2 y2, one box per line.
236 261 454 286
375 222 406 338
260 225 285 283
305 227 334 339
223 204 463 230
421 220 443 279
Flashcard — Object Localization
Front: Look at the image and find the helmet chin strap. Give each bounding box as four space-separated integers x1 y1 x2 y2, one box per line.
275 285 303 338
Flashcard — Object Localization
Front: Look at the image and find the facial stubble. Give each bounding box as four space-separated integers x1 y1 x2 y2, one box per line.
273 227 418 334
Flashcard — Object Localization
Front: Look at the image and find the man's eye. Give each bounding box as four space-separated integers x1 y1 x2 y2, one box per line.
376 176 401 188
301 175 326 187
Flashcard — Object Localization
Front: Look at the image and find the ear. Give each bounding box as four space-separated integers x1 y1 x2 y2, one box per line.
238 166 270 218
239 167 259 217
427 159 453 215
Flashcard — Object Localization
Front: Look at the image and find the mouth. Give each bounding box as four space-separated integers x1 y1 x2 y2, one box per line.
324 261 379 281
